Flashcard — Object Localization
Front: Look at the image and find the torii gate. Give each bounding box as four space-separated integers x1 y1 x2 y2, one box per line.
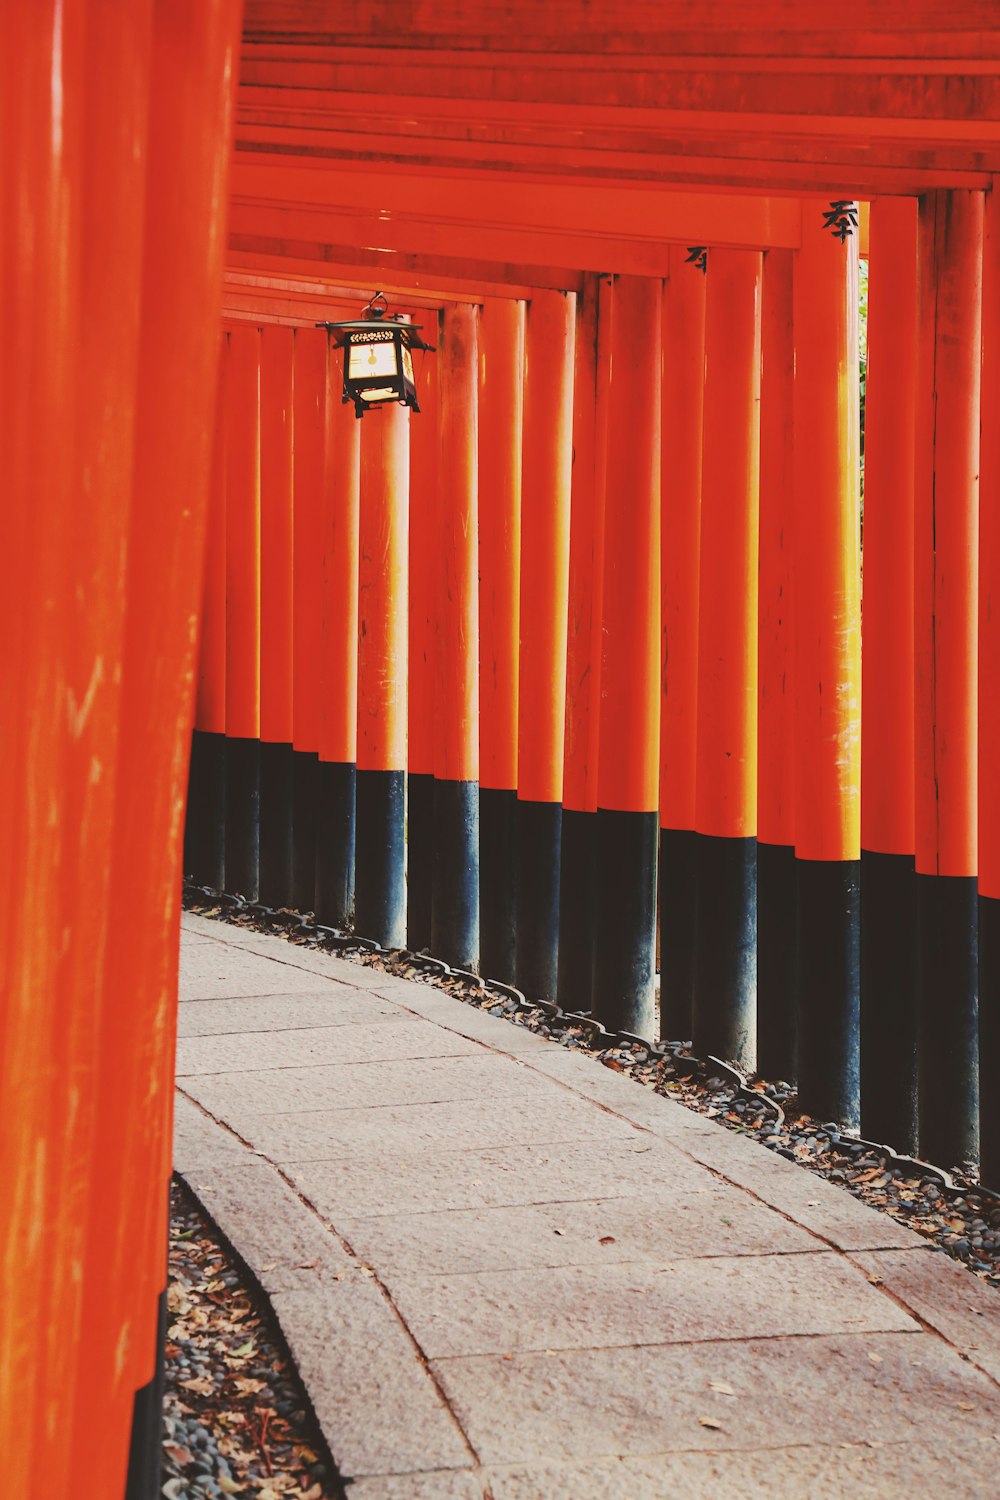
3 5 1000 1498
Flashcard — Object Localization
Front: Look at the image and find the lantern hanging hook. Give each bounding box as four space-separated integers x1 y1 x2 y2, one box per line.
364 290 389 318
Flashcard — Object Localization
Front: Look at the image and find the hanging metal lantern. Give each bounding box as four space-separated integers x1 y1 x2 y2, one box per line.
317 292 435 419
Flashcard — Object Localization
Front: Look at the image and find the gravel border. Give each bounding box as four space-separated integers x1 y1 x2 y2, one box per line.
164 1179 345 1500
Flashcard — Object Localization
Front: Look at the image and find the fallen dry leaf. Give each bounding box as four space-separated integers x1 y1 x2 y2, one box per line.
708 1381 736 1396
699 1416 723 1431
179 1376 214 1397
867 1353 884 1366
599 1236 616 1246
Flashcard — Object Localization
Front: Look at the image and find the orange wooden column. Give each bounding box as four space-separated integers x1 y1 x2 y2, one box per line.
479 298 525 980
692 250 761 1068
258 324 295 905
659 246 706 1043
914 190 983 1167
860 197 919 1150
558 274 612 1011
356 403 409 946
981 185 1000 1189
793 205 862 1125
2 6 88 1490
407 338 439 951
224 322 261 899
516 290 575 1000
434 302 480 968
756 246 797 1079
290 326 329 910
315 376 361 927
66 4 239 1495
187 334 228 890
593 276 661 1036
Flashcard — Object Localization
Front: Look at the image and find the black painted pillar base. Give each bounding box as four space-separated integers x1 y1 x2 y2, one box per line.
693 833 757 1068
860 849 917 1153
916 872 979 1168
557 807 597 1014
407 771 435 952
593 808 657 1037
480 787 517 983
432 778 480 971
756 841 797 1083
658 827 698 1043
124 1289 166 1500
185 729 225 890
515 799 562 1002
224 736 260 901
796 857 860 1128
290 749 319 913
356 768 406 948
258 741 294 909
979 892 1000 1190
315 759 356 929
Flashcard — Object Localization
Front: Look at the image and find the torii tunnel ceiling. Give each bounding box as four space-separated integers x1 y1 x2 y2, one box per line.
228 1 1000 319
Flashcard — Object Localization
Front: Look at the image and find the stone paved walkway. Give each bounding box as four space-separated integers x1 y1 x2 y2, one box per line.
176 914 1000 1499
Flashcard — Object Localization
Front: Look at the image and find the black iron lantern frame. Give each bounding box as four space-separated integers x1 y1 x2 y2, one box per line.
316 292 435 419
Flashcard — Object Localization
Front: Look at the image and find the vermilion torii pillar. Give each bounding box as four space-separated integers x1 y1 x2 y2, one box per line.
860 196 919 1151
659 246 706 1044
407 340 439 952
757 246 797 1082
479 299 525 981
793 205 862 1127
692 250 761 1068
356 403 409 947
594 275 661 1038
224 323 261 901
188 338 228 891
915 189 983 1168
559 274 611 1013
258 326 296 906
433 302 480 969
516 290 575 1000
980 185 1000 1190
315 376 361 929
290 327 328 911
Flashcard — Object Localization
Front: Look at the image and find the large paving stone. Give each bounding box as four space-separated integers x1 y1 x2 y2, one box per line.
172 1094 252 1170
180 949 343 1001
432 1331 1000 1465
201 928 403 988
285 1138 712 1221
270 1280 472 1479
175 1018 482 1076
344 1474 482 1500
851 1247 1000 1382
180 1052 547 1118
176 989 401 1036
180 913 234 942
338 1186 819 1276
179 1156 353 1293
484 1442 1000 1500
676 1127 925 1251
520 1049 718 1136
222 1092 637 1164
387 1253 916 1358
375 987 563 1054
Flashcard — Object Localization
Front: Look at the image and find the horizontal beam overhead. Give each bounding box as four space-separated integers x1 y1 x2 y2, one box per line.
230 159 806 258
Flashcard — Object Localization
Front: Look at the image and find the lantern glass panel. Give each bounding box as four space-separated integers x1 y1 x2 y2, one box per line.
348 334 399 381
359 386 399 404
